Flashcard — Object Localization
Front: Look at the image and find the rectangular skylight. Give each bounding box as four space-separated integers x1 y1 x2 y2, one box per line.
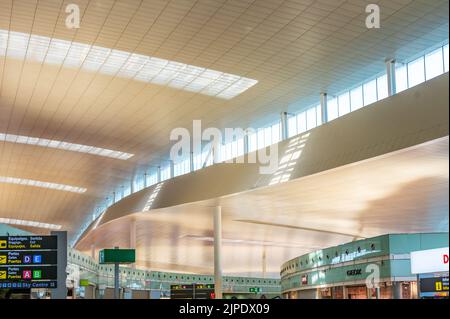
0 176 87 193
0 29 258 99
0 217 62 230
0 133 133 160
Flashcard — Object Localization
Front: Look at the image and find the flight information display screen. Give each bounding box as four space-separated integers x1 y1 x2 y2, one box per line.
0 235 58 288
170 284 215 299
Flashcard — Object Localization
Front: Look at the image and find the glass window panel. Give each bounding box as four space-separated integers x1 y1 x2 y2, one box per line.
248 133 257 152
271 123 281 143
444 44 449 72
264 126 272 146
407 56 425 87
236 138 244 156
327 97 338 121
257 129 265 149
395 65 408 93
306 107 316 130
297 112 307 133
377 74 388 100
288 115 297 137
315 105 322 126
338 92 350 116
350 86 363 110
425 48 444 80
363 79 377 106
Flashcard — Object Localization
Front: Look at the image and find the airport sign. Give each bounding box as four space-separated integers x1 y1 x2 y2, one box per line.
0 251 57 265
0 281 57 289
99 248 135 264
410 247 449 274
0 236 57 251
0 265 57 281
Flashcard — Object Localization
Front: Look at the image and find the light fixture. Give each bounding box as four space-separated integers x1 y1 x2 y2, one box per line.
0 29 258 99
0 133 133 160
0 217 62 230
0 176 86 193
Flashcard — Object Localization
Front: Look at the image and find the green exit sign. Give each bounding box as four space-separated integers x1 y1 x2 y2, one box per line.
249 287 261 293
99 248 135 264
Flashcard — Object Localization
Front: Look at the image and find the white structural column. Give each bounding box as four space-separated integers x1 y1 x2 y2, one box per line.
213 206 223 299
320 92 328 124
386 58 396 96
90 244 96 260
170 160 175 178
280 112 288 140
243 131 249 154
190 151 194 172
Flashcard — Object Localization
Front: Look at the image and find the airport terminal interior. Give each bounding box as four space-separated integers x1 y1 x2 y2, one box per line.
0 0 448 300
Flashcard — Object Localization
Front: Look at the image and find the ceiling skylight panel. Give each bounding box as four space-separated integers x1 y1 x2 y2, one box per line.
99 49 130 75
26 34 51 62
0 133 133 160
0 217 62 230
216 78 258 99
0 29 7 55
8 31 30 59
117 53 148 78
63 42 91 68
0 176 86 193
82 46 111 72
184 76 213 92
134 62 161 82
0 29 257 98
45 38 72 65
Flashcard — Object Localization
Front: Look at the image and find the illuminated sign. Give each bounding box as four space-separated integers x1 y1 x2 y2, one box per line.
346 269 362 276
170 284 215 299
420 276 449 293
0 235 58 288
0 251 57 265
249 287 261 293
0 266 57 281
0 281 57 289
0 236 57 250
411 247 449 274
79 279 90 287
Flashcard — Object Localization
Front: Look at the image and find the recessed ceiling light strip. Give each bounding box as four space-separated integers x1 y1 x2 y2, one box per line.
0 133 133 160
0 176 86 193
0 29 258 99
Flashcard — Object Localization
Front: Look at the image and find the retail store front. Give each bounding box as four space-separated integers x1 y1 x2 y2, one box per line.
281 233 448 299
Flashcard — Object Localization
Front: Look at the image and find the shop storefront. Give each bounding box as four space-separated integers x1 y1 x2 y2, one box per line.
281 233 448 299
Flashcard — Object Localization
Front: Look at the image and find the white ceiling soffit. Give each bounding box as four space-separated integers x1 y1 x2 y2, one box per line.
78 74 448 240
